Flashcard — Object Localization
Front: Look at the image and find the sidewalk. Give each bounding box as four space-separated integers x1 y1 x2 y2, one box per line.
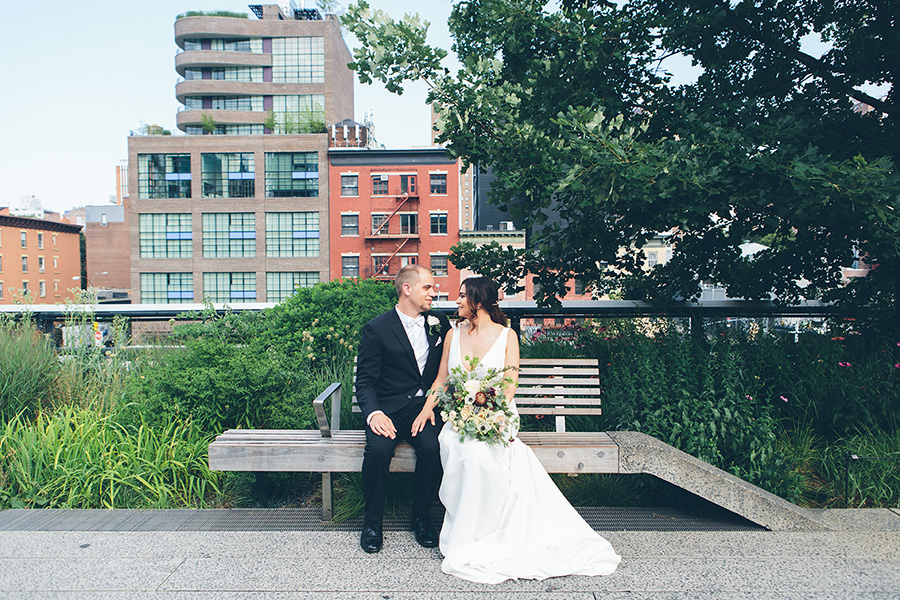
1 508 899 599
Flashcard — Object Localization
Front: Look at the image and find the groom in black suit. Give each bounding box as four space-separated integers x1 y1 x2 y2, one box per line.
356 264 451 553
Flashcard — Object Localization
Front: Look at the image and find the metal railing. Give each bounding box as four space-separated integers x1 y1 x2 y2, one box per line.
0 299 850 334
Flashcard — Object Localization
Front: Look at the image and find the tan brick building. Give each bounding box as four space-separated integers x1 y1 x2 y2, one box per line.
128 5 353 304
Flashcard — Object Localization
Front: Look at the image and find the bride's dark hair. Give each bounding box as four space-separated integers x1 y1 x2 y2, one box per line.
459 276 507 326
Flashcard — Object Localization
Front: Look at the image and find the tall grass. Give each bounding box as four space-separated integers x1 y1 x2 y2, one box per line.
0 316 58 421
0 407 221 509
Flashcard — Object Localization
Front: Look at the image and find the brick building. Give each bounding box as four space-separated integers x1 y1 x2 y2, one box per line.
328 147 462 297
0 214 82 304
128 4 353 304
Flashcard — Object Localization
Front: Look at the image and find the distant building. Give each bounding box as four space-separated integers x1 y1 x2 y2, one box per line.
127 3 353 304
328 147 463 296
0 214 82 304
84 205 131 301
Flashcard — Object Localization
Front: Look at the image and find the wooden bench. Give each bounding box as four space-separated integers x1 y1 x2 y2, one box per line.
209 358 619 519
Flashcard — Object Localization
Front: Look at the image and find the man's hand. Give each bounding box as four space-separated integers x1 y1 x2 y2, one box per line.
369 413 397 439
411 407 436 436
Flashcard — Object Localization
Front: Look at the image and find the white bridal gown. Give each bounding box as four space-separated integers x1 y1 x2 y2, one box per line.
438 325 622 584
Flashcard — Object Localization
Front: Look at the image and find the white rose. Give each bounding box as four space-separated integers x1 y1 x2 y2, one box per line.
427 315 440 328
464 380 481 394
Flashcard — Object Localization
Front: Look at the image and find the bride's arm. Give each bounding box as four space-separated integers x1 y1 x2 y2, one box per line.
504 328 520 402
411 328 454 435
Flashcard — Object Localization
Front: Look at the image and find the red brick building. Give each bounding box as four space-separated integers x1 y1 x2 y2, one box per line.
0 214 82 304
328 147 462 297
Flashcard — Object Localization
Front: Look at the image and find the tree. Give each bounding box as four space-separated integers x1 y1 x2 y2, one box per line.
343 0 900 332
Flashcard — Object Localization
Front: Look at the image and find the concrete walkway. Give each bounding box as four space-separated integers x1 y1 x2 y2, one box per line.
1 509 899 599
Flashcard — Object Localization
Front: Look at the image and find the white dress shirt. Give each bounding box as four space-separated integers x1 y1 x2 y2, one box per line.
366 307 430 426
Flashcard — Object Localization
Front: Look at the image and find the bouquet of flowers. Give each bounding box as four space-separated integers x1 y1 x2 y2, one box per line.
434 356 519 446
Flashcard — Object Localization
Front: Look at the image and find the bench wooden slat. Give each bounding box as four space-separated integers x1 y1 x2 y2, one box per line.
209 429 617 474
517 368 598 376
517 377 601 385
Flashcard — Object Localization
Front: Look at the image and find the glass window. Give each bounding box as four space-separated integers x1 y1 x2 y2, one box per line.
209 96 264 111
647 251 658 268
371 213 388 235
53 257 58 268
266 271 318 302
140 272 194 303
0 284 3 299
373 256 390 276
265 212 319 257
372 176 388 195
183 39 202 51
271 37 325 84
184 68 203 80
201 153 255 198
100 214 108 226
20 231 26 247
38 257 44 273
401 175 417 195
574 278 586 295
265 152 319 197
430 213 448 235
39 281 46 297
202 213 256 258
430 174 447 195
21 256 27 272
203 272 256 303
138 154 191 198
341 175 358 196
341 256 359 278
400 214 417 235
139 213 193 258
38 234 44 249
341 214 359 236
431 255 448 277
270 95 325 134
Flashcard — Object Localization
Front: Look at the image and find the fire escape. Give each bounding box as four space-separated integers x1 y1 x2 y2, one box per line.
367 175 419 279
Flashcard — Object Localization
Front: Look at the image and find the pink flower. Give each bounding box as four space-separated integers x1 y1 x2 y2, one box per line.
838 362 852 367
745 395 753 400
779 395 788 402
831 336 845 341
894 363 900 368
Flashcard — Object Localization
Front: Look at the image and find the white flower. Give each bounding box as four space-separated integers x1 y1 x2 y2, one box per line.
463 380 481 395
427 315 440 328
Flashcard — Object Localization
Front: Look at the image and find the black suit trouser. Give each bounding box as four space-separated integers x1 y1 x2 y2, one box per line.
361 400 442 528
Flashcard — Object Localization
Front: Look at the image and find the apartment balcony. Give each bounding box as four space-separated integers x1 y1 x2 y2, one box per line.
175 50 271 74
176 109 269 130
363 227 420 240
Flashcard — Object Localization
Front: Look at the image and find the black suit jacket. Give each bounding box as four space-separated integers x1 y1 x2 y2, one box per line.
356 308 451 422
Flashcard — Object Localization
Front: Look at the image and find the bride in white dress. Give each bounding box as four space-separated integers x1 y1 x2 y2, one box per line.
411 277 621 584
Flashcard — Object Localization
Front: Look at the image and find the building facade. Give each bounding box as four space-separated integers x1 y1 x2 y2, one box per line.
328 148 462 297
128 5 353 304
84 205 131 300
0 215 82 304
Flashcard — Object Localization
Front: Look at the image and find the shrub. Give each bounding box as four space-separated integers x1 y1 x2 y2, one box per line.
261 278 398 361
130 334 314 435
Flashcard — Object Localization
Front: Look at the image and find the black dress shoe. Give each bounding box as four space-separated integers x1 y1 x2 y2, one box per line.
411 515 438 548
360 525 383 553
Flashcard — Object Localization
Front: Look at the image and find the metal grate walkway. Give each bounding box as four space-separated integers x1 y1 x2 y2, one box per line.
0 506 761 532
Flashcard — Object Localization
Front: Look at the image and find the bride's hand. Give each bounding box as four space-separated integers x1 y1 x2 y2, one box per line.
411 407 436 436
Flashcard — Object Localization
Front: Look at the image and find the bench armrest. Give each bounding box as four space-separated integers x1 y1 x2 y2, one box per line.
312 382 342 437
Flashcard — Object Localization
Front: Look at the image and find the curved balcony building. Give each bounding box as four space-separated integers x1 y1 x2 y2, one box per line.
173 4 352 135
127 4 355 305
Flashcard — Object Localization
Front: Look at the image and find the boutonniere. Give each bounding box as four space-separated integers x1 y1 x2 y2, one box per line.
427 315 441 337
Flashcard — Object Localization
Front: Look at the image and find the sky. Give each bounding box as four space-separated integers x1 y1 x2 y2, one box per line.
0 0 458 213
